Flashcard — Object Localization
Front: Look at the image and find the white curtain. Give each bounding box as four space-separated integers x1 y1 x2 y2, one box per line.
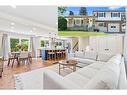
2 34 9 60
0 34 2 57
30 37 36 57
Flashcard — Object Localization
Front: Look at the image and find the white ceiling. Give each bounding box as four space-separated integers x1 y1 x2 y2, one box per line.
0 6 58 29
0 6 58 37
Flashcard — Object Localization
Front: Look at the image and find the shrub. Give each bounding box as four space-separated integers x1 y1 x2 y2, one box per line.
58 16 67 31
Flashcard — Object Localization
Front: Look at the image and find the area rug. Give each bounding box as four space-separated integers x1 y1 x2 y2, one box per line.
14 62 88 89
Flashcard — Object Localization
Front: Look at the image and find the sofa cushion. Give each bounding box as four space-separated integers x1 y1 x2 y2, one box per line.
97 53 114 62
76 67 99 79
64 72 90 88
84 67 119 89
76 58 96 64
43 70 81 89
87 62 107 70
83 52 97 60
74 51 84 58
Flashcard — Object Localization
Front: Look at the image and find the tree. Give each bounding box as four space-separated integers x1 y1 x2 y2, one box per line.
58 7 67 16
69 11 74 15
79 7 87 15
58 16 67 31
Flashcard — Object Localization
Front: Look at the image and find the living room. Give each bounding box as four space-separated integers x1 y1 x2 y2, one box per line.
0 6 127 90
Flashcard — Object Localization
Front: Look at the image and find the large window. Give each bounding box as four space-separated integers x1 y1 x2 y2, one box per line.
10 38 29 52
40 40 49 47
111 12 120 17
98 12 106 17
10 38 20 52
21 39 29 51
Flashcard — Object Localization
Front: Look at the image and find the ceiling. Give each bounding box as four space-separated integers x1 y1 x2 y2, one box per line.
0 6 58 29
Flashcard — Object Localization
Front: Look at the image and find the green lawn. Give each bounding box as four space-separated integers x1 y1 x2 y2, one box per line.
58 31 108 36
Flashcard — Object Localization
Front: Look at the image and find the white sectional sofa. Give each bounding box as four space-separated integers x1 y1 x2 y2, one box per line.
43 54 127 89
69 51 114 65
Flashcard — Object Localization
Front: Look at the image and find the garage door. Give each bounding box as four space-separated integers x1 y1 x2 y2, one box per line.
108 23 120 32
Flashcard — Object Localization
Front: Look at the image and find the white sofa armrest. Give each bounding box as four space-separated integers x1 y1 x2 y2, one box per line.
43 70 81 89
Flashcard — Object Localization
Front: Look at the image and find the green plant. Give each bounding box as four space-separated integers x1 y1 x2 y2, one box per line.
58 16 67 31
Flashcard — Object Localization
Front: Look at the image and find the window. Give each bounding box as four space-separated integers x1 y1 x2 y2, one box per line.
98 22 106 27
10 38 29 52
111 26 116 28
111 12 120 17
21 39 29 51
81 20 83 25
98 12 106 17
40 40 49 47
10 38 20 52
75 20 80 24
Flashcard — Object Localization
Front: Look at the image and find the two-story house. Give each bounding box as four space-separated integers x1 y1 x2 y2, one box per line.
65 16 96 31
93 10 126 33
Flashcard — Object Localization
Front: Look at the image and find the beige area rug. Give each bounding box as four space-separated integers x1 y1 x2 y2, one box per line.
14 62 89 89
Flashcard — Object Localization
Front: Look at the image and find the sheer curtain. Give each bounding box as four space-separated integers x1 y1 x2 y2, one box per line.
2 34 9 60
0 34 2 57
30 37 36 57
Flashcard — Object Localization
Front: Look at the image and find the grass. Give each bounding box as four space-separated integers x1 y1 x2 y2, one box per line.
58 31 108 37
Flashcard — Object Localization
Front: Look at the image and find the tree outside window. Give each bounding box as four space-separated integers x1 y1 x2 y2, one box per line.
10 38 20 52
21 39 29 51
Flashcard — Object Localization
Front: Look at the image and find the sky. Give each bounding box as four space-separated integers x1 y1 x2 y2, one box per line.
63 7 125 16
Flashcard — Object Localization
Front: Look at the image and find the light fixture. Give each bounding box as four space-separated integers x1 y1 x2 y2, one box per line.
11 22 15 25
11 4 16 8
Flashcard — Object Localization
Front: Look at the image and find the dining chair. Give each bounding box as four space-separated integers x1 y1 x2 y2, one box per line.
18 52 29 65
0 57 3 77
28 52 32 63
8 52 15 67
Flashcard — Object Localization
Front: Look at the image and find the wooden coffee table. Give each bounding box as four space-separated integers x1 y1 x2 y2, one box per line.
58 60 77 75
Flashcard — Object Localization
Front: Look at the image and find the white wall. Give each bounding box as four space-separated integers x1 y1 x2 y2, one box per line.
78 37 89 51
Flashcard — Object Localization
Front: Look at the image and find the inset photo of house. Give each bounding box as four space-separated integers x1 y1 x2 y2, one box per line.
58 7 126 36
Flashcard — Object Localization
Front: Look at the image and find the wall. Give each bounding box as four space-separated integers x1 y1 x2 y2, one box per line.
78 37 89 51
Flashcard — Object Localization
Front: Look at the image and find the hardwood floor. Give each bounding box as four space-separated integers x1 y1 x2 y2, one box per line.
0 58 59 89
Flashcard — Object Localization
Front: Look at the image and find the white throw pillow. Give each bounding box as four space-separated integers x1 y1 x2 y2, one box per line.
84 52 97 60
84 68 119 89
97 53 114 62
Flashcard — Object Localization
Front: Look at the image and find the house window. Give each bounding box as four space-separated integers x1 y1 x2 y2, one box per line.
111 26 116 28
81 20 83 25
75 20 80 24
111 12 120 17
98 12 106 17
98 22 106 27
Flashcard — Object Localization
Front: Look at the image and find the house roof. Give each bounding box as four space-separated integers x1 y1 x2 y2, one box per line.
64 15 95 18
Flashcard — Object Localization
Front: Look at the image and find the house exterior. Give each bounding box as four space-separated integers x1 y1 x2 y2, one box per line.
93 11 126 33
65 10 126 33
65 16 96 31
